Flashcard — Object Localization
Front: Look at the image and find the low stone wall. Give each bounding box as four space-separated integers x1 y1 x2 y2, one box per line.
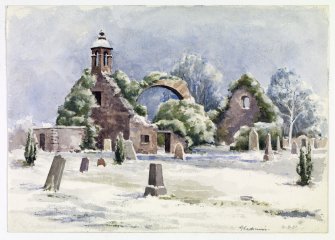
33 126 85 152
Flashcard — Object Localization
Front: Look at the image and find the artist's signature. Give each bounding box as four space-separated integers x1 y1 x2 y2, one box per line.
239 225 268 231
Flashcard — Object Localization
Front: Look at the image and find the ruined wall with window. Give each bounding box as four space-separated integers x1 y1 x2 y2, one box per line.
129 115 158 154
217 87 260 145
33 126 85 152
90 74 134 149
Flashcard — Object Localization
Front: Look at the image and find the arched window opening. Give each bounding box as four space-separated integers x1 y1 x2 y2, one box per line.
241 96 250 109
95 51 99 66
103 52 108 66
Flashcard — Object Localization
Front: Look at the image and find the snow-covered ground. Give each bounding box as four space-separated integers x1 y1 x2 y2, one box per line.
8 148 328 232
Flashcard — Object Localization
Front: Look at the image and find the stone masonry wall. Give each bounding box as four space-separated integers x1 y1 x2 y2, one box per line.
33 127 85 152
217 87 260 145
129 118 158 154
91 74 133 150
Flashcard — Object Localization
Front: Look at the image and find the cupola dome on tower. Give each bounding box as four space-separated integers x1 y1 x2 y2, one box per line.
91 30 112 49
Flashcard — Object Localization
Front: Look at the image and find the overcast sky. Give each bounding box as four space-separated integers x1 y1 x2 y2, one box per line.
6 5 329 125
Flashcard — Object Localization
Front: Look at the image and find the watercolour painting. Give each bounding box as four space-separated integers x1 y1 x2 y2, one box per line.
3 3 334 236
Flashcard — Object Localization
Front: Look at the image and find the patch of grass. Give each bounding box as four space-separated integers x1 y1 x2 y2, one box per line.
264 209 321 220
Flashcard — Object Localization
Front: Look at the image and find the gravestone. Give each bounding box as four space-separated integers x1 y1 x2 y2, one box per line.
291 141 298 154
103 139 112 151
276 136 281 151
124 140 137 160
263 133 274 161
174 143 185 160
43 155 66 192
282 138 289 149
248 128 259 151
97 158 106 167
310 138 315 149
144 163 167 197
80 157 89 173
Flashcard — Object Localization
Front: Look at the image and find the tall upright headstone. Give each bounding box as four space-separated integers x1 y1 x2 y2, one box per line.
276 136 281 152
144 163 167 197
248 128 259 151
174 143 185 160
263 133 274 161
282 138 289 149
80 157 89 173
291 141 298 154
103 139 112 151
43 155 66 192
124 140 137 160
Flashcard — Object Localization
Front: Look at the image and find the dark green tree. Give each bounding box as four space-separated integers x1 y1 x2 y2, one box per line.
56 69 98 149
114 133 125 165
296 143 313 186
24 130 37 166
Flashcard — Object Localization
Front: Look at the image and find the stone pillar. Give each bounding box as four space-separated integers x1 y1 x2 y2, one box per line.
263 133 274 161
103 139 112 151
144 163 167 197
43 155 66 192
248 128 259 151
276 136 281 151
124 140 137 160
80 157 89 173
291 141 298 154
174 143 185 160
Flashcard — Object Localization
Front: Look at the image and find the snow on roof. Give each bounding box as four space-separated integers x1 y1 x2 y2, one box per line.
91 39 112 48
131 114 157 128
103 73 121 92
91 30 112 49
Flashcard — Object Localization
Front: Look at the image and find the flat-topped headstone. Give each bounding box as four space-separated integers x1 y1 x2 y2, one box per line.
144 163 167 197
174 143 185 160
80 157 89 173
43 155 66 192
276 136 281 152
263 133 274 161
103 139 112 151
291 141 298 154
248 128 259 151
97 158 106 167
124 140 137 160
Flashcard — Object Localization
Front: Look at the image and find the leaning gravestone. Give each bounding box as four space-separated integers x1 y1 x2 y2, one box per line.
124 140 137 160
103 139 112 151
248 128 259 151
291 141 298 154
174 143 185 160
263 133 274 161
43 155 66 192
80 157 89 173
144 163 167 197
276 136 281 152
97 158 106 167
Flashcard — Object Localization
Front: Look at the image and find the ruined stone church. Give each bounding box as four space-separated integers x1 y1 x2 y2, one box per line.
33 31 186 154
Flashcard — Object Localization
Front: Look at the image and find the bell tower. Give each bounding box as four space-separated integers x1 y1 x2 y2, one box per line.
91 30 113 75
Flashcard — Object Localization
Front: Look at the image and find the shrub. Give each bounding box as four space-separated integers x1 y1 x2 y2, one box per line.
56 69 98 149
233 122 282 151
115 133 125 165
154 99 216 147
24 130 37 166
296 143 313 186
